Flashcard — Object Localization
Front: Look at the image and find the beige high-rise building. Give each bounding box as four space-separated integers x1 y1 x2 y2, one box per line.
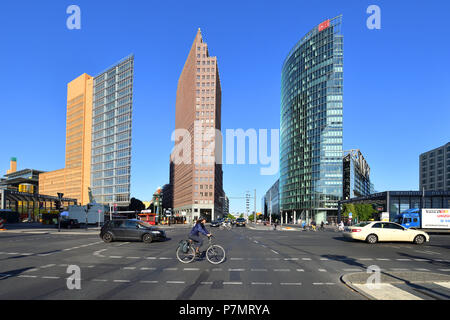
172 29 224 223
39 74 94 205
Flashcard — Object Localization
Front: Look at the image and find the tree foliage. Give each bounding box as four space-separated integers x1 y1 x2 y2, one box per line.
343 203 377 222
129 197 146 212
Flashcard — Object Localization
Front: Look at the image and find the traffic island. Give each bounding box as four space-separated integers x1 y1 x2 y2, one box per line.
341 271 450 300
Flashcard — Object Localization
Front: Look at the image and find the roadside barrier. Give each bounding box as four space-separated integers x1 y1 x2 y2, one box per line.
0 218 6 230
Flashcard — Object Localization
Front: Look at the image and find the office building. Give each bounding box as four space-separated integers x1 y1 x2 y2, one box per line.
343 149 372 199
172 29 224 223
280 16 344 224
40 73 94 204
39 55 134 207
420 142 450 192
263 179 279 219
90 55 134 206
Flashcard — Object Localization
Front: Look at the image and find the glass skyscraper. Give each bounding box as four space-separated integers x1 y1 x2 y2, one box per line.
91 55 134 206
280 16 343 224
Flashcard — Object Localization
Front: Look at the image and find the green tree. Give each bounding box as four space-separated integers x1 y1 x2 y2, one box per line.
239 213 244 218
227 214 235 220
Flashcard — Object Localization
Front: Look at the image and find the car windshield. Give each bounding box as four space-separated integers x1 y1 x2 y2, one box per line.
354 222 371 227
237 218 245 222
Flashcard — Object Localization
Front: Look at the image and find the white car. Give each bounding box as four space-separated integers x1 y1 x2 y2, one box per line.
343 221 429 244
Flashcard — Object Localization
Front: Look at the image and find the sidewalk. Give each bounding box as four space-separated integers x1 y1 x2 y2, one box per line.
1 222 100 235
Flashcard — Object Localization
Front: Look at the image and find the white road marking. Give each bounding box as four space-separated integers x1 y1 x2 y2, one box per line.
163 268 178 271
146 257 157 260
92 279 108 282
200 282 213 285
230 258 244 260
126 257 140 259
123 267 136 270
223 282 242 285
18 275 37 278
251 282 272 285
140 267 156 270
280 283 302 286
396 259 411 261
159 257 172 260
109 256 123 259
251 269 268 272
113 280 131 283
353 283 423 300
166 281 185 284
229 269 245 272
274 269 290 272
212 268 222 271
320 258 329 261
390 268 409 271
358 258 373 261
41 264 56 268
302 258 312 261
414 268 430 271
284 258 299 261
140 280 158 284
270 250 279 255
376 258 390 261
266 258 280 261
183 268 200 271
313 283 335 285
296 269 305 272
414 259 429 262
42 276 60 279
318 269 327 272
438 269 450 272
343 268 363 272
435 282 450 289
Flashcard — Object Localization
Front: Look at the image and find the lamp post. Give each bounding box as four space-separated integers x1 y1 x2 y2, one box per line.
57 193 63 233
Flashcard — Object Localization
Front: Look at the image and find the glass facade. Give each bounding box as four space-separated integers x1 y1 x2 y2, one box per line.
343 150 372 199
90 55 134 206
280 16 343 222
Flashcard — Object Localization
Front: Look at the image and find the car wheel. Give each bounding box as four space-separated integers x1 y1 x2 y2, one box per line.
413 235 425 245
142 233 153 244
102 232 113 243
366 234 378 244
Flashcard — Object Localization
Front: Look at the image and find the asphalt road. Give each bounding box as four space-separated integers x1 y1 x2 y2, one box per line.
0 225 449 300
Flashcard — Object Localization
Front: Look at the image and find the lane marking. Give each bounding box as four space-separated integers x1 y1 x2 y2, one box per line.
320 258 329 261
343 268 363 272
123 267 136 270
18 275 37 278
280 283 302 286
274 269 290 272
183 268 200 271
251 269 268 272
212 268 222 272
200 282 213 285
270 250 279 255
109 256 123 259
92 279 108 282
284 258 298 261
318 269 327 272
230 258 244 261
140 280 158 284
228 269 245 272
163 268 178 271
251 282 272 285
42 276 60 279
126 257 140 259
313 283 335 285
159 257 172 260
376 258 390 261
113 280 131 283
223 282 242 285
302 258 312 261
140 267 156 270
414 268 430 271
396 259 411 261
166 281 185 284
438 269 450 272
358 258 373 261
296 269 305 272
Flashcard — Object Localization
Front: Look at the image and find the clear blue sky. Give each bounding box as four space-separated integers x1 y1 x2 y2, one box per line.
1 0 449 213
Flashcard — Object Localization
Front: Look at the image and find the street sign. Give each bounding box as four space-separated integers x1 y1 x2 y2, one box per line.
349 212 353 218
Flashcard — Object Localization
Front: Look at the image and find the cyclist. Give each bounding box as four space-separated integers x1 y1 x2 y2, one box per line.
189 217 211 256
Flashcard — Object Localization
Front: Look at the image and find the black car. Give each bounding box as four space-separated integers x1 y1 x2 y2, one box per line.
57 218 80 229
235 218 246 227
210 220 222 227
100 219 167 243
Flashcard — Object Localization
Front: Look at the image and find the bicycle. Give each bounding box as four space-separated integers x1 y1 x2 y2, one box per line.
176 235 226 265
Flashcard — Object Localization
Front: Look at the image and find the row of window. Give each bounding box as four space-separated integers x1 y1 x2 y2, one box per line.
92 167 130 179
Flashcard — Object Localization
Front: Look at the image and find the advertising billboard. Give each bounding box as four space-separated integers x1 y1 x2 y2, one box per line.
421 209 450 229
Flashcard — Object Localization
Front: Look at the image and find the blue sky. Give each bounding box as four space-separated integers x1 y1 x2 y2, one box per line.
1 0 449 213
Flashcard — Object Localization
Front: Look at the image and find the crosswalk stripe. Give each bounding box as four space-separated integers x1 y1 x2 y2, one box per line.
352 283 423 300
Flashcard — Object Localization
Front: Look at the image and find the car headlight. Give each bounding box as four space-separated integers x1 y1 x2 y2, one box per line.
151 231 161 234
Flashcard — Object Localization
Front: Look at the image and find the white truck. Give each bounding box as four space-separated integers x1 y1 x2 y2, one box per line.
67 203 107 225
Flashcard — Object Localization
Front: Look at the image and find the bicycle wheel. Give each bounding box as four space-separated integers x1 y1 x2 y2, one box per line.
176 244 196 264
206 245 226 264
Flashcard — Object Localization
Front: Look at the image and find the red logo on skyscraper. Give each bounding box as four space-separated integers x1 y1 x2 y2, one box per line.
318 20 330 32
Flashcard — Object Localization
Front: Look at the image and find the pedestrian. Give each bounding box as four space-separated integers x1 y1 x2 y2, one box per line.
320 221 324 231
274 219 278 230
